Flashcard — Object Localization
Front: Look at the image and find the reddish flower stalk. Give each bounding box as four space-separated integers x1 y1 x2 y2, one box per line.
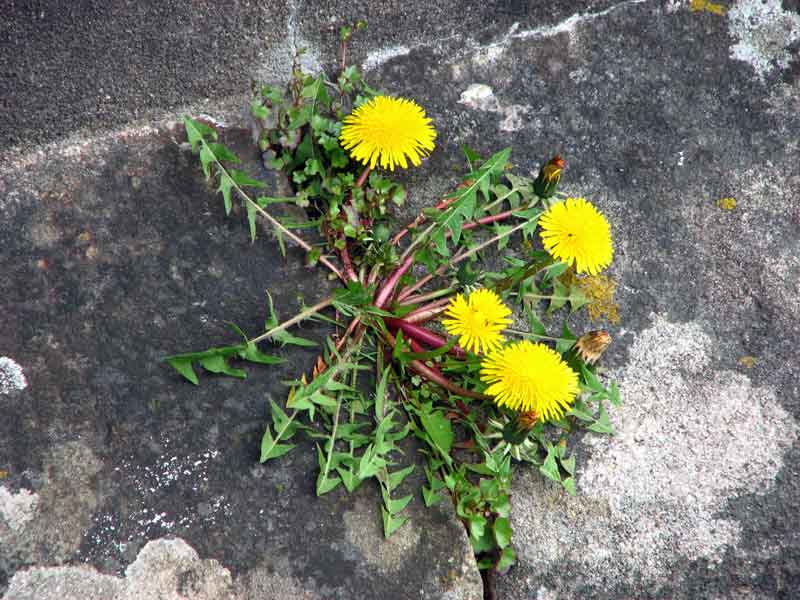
355 165 371 189
459 209 515 233
340 241 359 282
384 317 466 359
391 194 459 246
381 332 489 401
401 297 452 322
374 253 415 309
403 305 449 324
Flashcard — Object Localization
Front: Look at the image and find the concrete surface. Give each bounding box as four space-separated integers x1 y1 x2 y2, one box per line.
2 0 800 599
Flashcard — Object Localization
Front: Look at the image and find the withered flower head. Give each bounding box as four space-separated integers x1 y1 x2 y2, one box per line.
575 330 612 364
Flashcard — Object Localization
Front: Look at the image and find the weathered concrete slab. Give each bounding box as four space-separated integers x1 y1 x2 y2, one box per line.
0 127 481 599
2 0 800 599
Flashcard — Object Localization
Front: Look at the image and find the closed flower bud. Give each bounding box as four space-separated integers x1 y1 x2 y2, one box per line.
533 155 565 198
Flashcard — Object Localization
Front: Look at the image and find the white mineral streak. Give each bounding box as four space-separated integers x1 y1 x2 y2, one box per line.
0 357 27 394
0 487 39 531
728 0 800 81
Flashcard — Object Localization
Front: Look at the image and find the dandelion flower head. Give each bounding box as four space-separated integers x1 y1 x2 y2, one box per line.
539 197 613 275
339 96 436 171
442 289 511 354
481 341 579 421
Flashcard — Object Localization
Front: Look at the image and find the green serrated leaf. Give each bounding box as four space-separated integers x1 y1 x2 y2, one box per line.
229 169 267 189
497 546 517 571
422 486 443 507
381 507 407 537
388 465 415 490
260 425 296 463
587 404 615 435
218 172 234 215
198 354 247 379
207 143 241 164
183 116 218 152
420 410 454 455
494 517 512 548
240 342 285 365
539 445 561 482
166 357 199 385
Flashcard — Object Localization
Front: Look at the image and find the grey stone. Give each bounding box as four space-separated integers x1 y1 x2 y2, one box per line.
2 0 800 598
0 124 480 599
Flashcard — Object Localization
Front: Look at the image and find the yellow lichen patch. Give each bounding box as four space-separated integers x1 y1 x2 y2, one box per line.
690 0 726 16
738 356 757 368
0 470 9 479
716 197 737 210
578 274 621 324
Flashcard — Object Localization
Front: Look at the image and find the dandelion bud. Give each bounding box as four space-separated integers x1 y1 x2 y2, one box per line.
533 155 565 198
502 410 539 444
574 330 612 364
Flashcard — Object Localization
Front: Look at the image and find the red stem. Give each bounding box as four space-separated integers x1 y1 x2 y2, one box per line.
374 253 415 309
355 165 371 189
384 317 466 359
381 332 489 401
340 241 359 282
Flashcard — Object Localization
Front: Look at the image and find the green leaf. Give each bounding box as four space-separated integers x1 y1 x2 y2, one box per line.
229 169 266 189
183 116 218 152
336 466 363 493
494 517 512 548
562 476 577 496
587 404 615 435
381 507 407 537
567 399 594 422
316 472 341 495
166 357 199 385
539 445 561 483
608 380 622 407
422 486 443 507
388 465 415 490
198 354 247 379
218 171 234 215
239 342 285 365
270 329 318 348
260 425 296 462
207 143 240 164
420 410 454 455
497 546 517 571
246 199 257 241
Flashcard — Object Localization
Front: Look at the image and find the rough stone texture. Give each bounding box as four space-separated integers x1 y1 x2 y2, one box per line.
0 127 481 599
2 0 800 599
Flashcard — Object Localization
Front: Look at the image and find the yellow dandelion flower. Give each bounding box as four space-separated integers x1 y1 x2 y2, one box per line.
539 197 614 275
339 96 436 171
481 341 579 421
442 289 512 354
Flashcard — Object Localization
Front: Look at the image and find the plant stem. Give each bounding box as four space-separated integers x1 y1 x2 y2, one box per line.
401 297 452 321
397 287 455 306
396 248 467 302
391 194 459 246
383 317 466 359
381 332 490 401
355 165 371 189
459 209 515 233
251 296 334 345
505 329 574 343
449 219 530 268
403 304 448 324
340 241 359 282
200 136 345 282
374 253 415 309
493 258 555 293
524 293 571 301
